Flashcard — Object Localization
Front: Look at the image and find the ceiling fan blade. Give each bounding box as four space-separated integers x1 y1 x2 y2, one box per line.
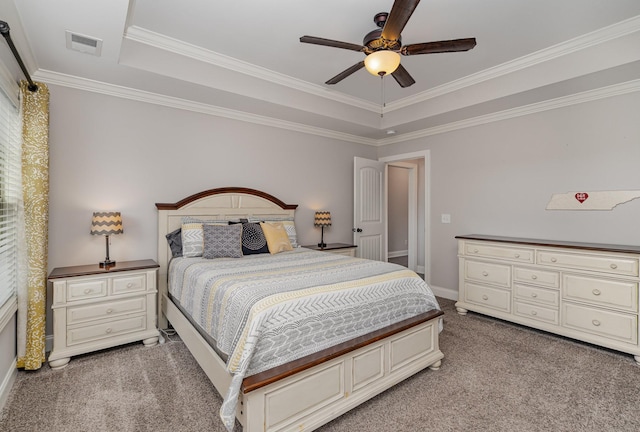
391 64 415 88
401 38 477 55
326 61 365 85
300 36 365 52
381 0 421 41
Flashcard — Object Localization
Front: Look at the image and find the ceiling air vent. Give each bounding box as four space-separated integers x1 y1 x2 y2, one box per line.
65 31 102 56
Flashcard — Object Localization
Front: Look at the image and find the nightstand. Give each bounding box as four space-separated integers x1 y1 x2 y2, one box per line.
48 259 160 369
302 243 358 257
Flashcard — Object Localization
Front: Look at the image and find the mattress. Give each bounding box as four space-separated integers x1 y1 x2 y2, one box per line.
168 247 441 429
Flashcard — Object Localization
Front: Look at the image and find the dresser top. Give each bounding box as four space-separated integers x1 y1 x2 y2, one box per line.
48 259 159 279
455 234 640 255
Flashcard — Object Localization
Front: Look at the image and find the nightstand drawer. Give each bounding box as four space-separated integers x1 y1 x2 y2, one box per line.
112 274 146 295
67 315 147 346
67 297 147 325
67 279 107 302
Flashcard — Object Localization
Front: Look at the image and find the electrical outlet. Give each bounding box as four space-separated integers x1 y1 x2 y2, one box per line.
441 213 451 224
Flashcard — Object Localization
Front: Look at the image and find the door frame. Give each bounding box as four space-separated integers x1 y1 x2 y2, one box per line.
379 150 431 284
386 161 418 272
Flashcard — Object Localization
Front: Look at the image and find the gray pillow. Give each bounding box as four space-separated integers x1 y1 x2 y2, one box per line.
165 228 182 257
202 223 243 259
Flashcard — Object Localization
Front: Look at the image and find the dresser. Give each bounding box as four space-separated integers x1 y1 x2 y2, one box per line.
48 259 160 369
455 235 640 364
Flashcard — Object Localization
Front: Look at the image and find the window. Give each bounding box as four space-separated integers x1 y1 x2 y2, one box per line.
0 86 21 309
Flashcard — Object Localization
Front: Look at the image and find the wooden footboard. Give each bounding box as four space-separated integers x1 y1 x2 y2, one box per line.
163 293 443 432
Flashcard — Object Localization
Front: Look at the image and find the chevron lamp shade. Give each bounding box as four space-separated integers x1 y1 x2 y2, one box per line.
90 211 123 268
90 212 123 235
314 211 332 227
314 211 331 248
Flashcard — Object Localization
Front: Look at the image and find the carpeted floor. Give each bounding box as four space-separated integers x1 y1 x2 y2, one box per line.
2 298 640 432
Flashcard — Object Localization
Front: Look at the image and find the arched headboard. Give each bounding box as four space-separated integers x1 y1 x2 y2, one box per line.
155 187 298 325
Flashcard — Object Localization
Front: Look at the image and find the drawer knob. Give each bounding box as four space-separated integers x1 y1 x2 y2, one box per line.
514 253 520 258
610 263 618 270
531 311 537 316
531 275 538 280
127 283 134 288
473 249 479 253
531 293 538 298
592 320 601 327
482 294 489 300
592 289 601 296
84 288 91 294
550 257 557 263
106 308 113 314
482 271 489 277
106 328 113 334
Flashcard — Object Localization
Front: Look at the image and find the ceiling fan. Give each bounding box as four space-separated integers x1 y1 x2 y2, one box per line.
300 0 476 88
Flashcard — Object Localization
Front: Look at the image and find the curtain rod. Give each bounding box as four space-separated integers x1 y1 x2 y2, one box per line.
0 20 37 92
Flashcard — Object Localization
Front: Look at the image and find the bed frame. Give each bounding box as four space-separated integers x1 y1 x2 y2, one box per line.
156 187 444 432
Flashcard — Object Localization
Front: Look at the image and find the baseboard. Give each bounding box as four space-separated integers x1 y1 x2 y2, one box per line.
388 250 408 259
0 358 17 413
428 284 458 301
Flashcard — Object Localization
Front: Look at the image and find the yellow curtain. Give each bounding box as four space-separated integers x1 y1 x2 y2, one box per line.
16 80 50 370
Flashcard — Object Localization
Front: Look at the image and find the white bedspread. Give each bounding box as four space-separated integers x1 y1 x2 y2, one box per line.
168 248 440 431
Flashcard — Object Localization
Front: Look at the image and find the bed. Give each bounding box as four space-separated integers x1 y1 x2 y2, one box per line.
156 187 444 432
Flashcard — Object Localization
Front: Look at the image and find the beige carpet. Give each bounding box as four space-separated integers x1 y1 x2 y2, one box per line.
2 298 640 432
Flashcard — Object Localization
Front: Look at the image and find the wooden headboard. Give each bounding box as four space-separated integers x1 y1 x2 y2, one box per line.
155 187 297 327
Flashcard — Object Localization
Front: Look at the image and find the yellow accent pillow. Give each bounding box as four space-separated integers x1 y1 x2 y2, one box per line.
260 222 293 254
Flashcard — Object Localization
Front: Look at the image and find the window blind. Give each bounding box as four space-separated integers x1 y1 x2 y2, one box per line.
0 86 21 309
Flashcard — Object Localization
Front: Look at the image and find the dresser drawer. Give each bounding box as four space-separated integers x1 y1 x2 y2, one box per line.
514 284 559 307
514 301 559 325
463 242 534 263
463 282 511 312
537 250 639 277
67 315 147 346
67 279 107 302
112 274 146 295
67 297 147 325
464 260 511 288
513 267 559 289
563 274 638 312
562 303 637 344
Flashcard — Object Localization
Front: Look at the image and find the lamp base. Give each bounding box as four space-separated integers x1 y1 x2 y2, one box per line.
317 243 327 248
99 260 116 268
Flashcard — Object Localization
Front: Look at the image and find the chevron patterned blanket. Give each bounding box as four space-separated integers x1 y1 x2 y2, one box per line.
168 248 440 431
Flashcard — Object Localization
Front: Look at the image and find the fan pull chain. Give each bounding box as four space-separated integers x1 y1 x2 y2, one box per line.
380 75 385 118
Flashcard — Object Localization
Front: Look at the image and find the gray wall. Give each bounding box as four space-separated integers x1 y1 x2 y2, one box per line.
46 84 378 334
379 92 640 291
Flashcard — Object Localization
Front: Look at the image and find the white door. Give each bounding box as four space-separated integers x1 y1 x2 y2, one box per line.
354 157 386 261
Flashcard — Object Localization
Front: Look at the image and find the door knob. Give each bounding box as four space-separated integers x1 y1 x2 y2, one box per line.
352 228 363 232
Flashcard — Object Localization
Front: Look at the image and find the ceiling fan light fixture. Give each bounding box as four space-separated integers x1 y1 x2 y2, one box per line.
364 50 400 76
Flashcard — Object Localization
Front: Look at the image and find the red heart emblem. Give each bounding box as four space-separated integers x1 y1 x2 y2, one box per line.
575 192 589 203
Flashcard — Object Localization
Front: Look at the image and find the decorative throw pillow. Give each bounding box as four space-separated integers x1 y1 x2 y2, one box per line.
260 222 293 254
165 228 183 257
250 217 298 247
202 223 243 259
229 222 269 255
181 217 228 258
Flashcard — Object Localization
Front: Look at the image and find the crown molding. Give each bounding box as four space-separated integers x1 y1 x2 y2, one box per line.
379 78 640 146
33 69 377 146
386 14 640 112
123 26 380 113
